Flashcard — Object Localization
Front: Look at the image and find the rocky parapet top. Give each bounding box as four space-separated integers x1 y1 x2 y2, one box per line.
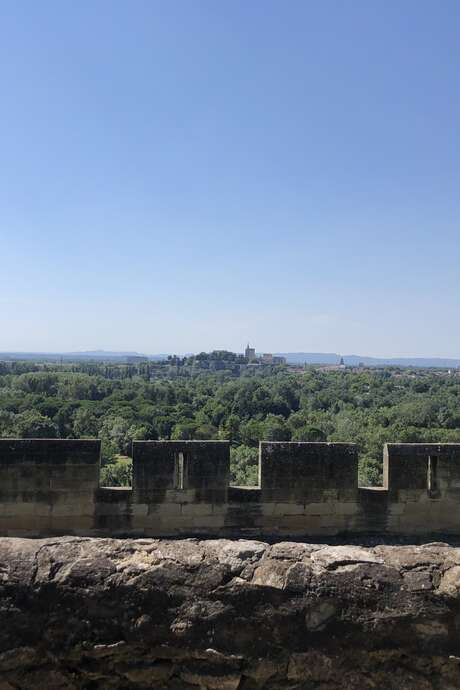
1 537 460 689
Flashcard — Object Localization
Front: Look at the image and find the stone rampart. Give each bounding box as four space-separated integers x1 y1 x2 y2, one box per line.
0 439 100 535
1 439 460 537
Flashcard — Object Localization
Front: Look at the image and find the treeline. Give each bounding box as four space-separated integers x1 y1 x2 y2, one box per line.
0 364 459 486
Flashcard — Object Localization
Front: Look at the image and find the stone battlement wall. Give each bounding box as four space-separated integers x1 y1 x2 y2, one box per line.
1 438 460 537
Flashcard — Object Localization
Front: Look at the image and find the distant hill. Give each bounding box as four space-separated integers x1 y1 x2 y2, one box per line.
276 353 460 368
0 351 168 362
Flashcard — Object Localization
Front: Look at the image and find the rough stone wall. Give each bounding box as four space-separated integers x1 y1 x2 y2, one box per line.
2 440 460 537
2 536 460 689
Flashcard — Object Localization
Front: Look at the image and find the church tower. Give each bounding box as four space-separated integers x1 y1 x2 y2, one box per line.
245 343 256 361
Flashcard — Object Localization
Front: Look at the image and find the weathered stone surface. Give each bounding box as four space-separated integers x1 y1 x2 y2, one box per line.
1 537 460 688
310 544 383 568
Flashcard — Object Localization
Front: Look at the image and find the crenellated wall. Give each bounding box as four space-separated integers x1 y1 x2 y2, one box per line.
1 438 460 537
0 439 100 535
383 443 460 534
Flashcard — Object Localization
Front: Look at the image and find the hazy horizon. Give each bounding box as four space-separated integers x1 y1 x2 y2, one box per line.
1 1 459 357
0 347 459 362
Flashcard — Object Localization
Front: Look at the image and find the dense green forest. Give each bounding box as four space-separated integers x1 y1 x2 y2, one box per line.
1 357 459 487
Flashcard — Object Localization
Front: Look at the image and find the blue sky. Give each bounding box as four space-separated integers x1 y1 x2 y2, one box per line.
1 0 459 356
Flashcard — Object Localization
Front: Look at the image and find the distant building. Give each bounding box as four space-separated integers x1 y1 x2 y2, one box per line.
262 353 286 365
244 345 285 366
273 356 287 365
245 344 256 361
317 363 346 373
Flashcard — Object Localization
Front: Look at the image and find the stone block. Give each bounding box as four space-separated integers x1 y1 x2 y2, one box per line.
51 502 95 517
316 515 348 530
388 502 405 516
211 504 228 516
334 502 360 516
164 489 197 503
322 489 339 500
154 517 192 531
27 502 52 518
266 516 312 532
130 504 148 517
263 502 305 516
181 503 214 517
49 478 98 491
50 516 94 531
304 502 334 516
191 515 225 529
150 503 183 517
1 516 51 533
131 516 158 531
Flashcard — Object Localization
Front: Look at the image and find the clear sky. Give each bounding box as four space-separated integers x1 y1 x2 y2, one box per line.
1 1 459 357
